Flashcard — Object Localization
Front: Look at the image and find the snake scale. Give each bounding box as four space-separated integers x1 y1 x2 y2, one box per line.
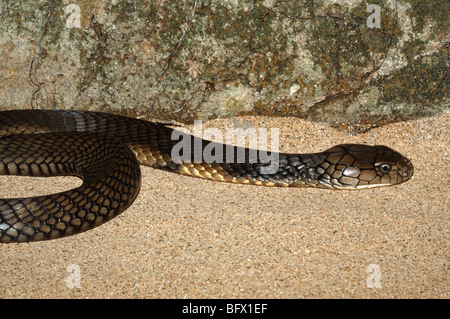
0 110 413 243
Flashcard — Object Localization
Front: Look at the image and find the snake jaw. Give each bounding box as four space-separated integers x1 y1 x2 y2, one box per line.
396 154 414 183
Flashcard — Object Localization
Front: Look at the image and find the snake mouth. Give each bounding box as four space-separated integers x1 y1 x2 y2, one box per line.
399 157 414 181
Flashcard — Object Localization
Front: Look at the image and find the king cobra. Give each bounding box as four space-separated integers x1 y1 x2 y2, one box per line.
0 110 413 243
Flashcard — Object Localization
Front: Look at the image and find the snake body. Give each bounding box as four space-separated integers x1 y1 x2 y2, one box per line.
0 110 413 243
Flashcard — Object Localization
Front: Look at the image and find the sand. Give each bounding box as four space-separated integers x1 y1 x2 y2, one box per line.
0 112 448 298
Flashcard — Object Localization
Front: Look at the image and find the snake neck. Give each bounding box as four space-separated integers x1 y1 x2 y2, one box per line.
137 131 329 188
250 152 331 188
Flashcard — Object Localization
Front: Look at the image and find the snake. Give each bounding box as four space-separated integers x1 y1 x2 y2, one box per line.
0 110 413 243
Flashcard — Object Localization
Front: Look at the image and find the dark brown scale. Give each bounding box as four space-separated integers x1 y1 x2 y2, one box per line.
0 110 414 243
0 131 140 242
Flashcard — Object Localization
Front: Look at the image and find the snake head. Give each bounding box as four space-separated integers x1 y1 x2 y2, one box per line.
318 144 414 189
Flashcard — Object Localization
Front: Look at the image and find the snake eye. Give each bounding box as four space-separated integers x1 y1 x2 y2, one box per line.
377 163 391 174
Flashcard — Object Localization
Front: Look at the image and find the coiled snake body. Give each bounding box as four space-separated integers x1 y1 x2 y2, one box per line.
0 110 413 243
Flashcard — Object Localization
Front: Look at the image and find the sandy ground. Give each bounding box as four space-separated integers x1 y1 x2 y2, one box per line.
0 112 448 299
